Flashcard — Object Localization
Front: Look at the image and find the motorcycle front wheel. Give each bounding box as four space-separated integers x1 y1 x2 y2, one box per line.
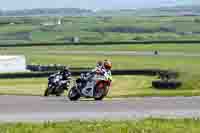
94 87 105 101
44 87 51 96
68 86 80 101
44 84 55 96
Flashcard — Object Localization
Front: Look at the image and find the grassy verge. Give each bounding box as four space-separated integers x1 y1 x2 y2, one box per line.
24 55 200 94
23 54 200 71
1 119 200 133
0 76 153 97
0 76 200 97
1 44 200 53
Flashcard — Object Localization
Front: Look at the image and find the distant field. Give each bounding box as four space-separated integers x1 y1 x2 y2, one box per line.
1 119 200 133
1 16 200 43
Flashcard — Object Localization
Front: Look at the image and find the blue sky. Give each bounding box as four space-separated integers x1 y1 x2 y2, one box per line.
0 0 198 10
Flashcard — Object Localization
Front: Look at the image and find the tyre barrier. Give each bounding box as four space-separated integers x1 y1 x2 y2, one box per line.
152 80 182 89
0 69 178 79
26 65 92 72
0 72 54 79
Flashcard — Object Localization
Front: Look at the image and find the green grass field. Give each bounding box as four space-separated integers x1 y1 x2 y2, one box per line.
1 43 200 53
1 119 200 133
0 44 200 97
1 16 200 97
0 76 154 97
1 16 200 43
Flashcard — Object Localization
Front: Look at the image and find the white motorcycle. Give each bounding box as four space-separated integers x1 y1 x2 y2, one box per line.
68 72 112 101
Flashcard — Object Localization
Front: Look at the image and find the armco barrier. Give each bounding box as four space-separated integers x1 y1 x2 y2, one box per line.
0 69 176 79
1 40 200 47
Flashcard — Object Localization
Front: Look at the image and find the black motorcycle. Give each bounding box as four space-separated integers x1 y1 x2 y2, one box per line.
44 73 71 96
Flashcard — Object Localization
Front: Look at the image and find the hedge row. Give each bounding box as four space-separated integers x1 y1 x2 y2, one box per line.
0 69 176 79
1 40 200 47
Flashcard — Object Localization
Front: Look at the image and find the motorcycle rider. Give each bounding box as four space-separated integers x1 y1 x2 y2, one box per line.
48 66 71 89
60 67 71 80
58 67 71 88
80 60 112 97
84 60 112 81
101 60 112 81
91 60 103 73
97 60 103 68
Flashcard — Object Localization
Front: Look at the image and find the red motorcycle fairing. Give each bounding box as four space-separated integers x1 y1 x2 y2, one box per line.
96 80 111 89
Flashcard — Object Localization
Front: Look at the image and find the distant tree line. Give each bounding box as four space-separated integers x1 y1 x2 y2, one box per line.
0 8 93 16
90 26 176 33
0 10 3 16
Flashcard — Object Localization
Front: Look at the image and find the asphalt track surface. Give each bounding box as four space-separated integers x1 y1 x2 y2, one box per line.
43 51 200 57
1 95 200 122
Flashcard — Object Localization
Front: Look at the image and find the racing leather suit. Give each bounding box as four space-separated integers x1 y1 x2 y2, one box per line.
84 66 112 82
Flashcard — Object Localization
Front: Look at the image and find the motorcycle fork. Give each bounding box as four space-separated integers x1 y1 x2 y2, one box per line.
75 84 82 95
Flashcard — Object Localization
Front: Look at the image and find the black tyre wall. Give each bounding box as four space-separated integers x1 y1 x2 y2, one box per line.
152 80 182 89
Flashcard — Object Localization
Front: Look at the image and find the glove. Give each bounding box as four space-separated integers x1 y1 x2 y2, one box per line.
96 70 104 75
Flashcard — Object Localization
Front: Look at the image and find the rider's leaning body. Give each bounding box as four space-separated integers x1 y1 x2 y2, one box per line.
84 60 112 81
